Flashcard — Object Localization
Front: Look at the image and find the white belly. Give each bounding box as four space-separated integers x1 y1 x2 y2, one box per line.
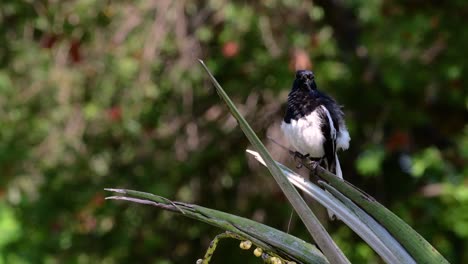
281 110 325 157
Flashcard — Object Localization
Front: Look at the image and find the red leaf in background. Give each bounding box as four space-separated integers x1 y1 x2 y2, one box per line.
69 39 82 63
40 33 59 49
107 106 122 122
289 48 312 71
386 130 410 152
222 41 239 58
92 193 105 207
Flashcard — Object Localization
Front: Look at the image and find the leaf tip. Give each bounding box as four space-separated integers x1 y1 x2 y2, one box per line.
104 188 126 194
105 196 120 200
246 149 267 166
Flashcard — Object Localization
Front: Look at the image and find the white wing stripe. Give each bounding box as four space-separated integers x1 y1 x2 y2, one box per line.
320 105 336 140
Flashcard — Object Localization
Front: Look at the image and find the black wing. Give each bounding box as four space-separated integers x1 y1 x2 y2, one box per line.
316 105 337 174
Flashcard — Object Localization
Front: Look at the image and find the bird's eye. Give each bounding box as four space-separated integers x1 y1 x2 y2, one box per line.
295 70 314 81
295 71 304 79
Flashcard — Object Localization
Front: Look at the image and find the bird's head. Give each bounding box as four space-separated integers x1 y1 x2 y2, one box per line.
293 70 317 92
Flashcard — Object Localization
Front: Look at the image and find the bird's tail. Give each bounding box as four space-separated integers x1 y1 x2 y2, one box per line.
320 153 343 179
334 153 343 179
326 154 343 220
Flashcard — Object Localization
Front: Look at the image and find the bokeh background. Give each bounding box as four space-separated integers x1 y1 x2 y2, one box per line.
1 1 467 263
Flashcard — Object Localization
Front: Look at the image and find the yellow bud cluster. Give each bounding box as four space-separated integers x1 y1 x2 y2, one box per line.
239 240 252 250
253 247 263 257
268 256 282 264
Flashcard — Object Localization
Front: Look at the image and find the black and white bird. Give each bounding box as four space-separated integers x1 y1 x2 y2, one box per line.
281 70 350 218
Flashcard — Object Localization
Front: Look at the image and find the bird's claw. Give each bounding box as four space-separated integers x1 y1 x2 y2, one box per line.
294 152 309 168
311 160 320 174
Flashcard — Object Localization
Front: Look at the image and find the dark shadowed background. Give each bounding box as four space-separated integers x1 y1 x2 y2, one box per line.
0 1 467 263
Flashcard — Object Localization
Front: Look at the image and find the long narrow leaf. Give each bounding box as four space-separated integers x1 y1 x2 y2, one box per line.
105 188 329 264
198 60 349 264
247 150 415 264
320 182 415 264
297 154 449 264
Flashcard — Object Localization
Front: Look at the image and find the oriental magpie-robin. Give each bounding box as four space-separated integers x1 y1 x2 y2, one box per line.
281 70 350 219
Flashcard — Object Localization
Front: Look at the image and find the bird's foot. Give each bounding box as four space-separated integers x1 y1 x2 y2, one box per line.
293 152 309 168
310 160 320 174
305 157 323 175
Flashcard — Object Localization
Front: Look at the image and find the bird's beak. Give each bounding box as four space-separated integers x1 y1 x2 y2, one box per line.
302 79 316 91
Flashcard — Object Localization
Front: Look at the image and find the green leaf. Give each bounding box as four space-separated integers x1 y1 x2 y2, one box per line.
355 146 385 177
303 163 449 264
105 188 329 264
198 60 349 264
247 150 416 264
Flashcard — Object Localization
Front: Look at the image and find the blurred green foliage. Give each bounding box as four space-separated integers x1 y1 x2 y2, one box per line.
0 0 466 263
